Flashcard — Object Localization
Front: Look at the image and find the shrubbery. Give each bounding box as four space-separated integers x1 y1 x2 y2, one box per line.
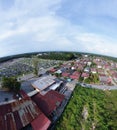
55 86 117 130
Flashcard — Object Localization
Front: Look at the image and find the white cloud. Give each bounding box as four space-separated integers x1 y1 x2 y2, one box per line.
74 33 117 56
0 0 117 58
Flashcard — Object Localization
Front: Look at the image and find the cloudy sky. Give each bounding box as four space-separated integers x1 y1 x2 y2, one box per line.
0 0 117 57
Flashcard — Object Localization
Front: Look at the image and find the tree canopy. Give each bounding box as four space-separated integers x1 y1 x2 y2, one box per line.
2 77 21 93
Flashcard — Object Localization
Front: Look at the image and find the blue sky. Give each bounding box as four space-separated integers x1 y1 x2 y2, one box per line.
0 0 117 57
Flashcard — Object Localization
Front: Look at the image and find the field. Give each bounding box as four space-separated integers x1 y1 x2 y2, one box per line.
55 86 117 130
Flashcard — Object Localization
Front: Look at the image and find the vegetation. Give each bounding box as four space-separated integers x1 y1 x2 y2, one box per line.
54 73 61 78
32 56 39 76
55 86 117 130
90 62 97 67
2 77 21 93
37 52 75 60
79 76 84 82
0 52 39 63
84 73 100 84
0 51 117 63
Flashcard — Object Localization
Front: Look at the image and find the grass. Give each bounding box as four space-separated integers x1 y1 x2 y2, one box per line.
55 85 117 130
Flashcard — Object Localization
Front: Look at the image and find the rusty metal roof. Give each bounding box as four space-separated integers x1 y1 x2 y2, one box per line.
32 90 65 117
31 113 51 130
0 97 40 130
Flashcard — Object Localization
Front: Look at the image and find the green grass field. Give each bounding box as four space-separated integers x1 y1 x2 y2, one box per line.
55 86 117 130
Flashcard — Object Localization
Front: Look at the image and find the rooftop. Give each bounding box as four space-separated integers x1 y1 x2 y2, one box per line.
31 113 51 130
32 90 65 116
0 97 40 130
31 75 56 91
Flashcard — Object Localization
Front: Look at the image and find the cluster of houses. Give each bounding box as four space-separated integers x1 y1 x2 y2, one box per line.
49 56 117 85
49 60 85 81
93 58 117 85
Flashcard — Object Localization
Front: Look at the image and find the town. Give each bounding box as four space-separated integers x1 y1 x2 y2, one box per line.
0 52 117 130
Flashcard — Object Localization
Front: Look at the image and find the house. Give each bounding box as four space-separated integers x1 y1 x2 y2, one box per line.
69 71 81 80
55 69 62 74
91 68 97 74
32 90 65 117
81 73 89 79
77 64 84 71
49 68 56 73
49 81 63 91
97 65 102 69
103 65 111 70
31 75 56 92
87 61 92 66
99 74 111 84
31 113 51 130
0 96 51 130
112 72 117 82
84 67 90 73
70 75 79 80
62 72 70 77
97 69 104 74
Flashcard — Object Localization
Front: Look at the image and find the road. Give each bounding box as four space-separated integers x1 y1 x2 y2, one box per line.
92 84 117 90
80 83 117 90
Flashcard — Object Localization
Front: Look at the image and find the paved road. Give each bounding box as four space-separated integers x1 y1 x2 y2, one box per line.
92 84 117 90
80 83 117 90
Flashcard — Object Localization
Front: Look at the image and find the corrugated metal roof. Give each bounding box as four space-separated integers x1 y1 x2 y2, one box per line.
32 75 55 91
31 113 51 130
32 90 65 116
0 97 40 130
49 82 62 90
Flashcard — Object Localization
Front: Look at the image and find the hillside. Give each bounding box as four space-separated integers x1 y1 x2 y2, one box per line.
55 86 117 130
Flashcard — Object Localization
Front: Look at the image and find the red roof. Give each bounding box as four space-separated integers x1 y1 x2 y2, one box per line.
62 72 70 77
70 75 79 79
72 71 79 75
81 73 89 78
0 97 40 130
31 113 51 130
107 78 111 83
32 90 65 116
91 68 96 72
49 68 56 73
77 64 84 70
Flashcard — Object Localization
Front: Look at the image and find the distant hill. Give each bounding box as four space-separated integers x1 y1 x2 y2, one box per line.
0 52 39 63
0 51 117 63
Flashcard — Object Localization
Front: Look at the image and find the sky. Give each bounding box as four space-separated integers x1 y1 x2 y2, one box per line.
0 0 117 57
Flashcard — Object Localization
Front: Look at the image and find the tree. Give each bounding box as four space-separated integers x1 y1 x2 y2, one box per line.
2 77 21 93
71 62 74 66
84 73 99 84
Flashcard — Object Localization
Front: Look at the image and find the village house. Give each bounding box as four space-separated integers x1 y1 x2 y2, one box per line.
81 72 89 79
99 74 111 85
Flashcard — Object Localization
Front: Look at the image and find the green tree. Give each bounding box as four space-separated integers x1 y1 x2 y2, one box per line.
2 77 21 92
